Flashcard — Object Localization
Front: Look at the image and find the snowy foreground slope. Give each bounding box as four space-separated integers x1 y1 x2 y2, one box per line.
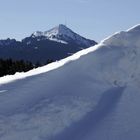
1 25 140 140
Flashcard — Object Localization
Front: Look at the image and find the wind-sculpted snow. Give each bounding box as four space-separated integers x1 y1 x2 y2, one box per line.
102 24 140 48
1 25 140 140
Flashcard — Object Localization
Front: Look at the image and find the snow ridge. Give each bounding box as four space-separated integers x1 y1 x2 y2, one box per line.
102 24 140 47
0 44 100 85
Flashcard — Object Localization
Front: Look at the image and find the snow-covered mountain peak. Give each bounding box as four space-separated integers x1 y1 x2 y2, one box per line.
102 24 140 48
43 24 75 43
31 24 97 46
44 24 70 37
32 31 43 37
31 24 72 38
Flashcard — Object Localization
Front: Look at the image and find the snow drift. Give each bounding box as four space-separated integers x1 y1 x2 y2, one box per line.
1 25 140 140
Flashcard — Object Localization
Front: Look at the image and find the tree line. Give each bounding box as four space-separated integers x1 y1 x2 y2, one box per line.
0 58 53 77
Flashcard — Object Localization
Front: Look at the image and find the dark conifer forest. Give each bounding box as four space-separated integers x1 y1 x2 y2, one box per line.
0 58 53 77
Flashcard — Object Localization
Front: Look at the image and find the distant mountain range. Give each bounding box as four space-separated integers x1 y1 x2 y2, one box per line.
0 24 97 64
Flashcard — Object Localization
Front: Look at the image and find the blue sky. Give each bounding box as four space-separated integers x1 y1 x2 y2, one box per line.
0 0 140 42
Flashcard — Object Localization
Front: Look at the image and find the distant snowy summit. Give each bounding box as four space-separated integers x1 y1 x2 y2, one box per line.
31 24 96 47
0 24 97 64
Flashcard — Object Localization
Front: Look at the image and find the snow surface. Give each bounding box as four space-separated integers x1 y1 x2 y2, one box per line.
1 25 140 140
